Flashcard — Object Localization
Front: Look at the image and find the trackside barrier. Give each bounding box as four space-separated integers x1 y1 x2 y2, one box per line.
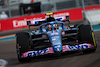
0 5 100 31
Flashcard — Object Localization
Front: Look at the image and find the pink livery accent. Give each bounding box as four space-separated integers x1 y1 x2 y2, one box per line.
62 43 93 52
21 47 54 58
83 43 94 48
46 47 54 54
21 43 93 58
62 45 69 51
51 32 59 35
31 20 35 24
21 51 31 58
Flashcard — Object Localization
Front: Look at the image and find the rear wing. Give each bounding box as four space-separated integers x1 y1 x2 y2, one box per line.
27 20 47 27
27 12 54 27
27 12 70 27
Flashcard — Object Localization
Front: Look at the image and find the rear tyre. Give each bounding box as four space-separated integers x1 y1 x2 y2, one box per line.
78 24 97 54
16 32 31 62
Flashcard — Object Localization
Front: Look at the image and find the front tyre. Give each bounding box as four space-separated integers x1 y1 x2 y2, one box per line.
16 32 31 62
78 24 97 54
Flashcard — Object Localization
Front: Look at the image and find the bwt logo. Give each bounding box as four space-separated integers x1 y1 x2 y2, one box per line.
27 49 48 57
68 45 89 50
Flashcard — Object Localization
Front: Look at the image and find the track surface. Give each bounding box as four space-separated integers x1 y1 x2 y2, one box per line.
0 31 100 67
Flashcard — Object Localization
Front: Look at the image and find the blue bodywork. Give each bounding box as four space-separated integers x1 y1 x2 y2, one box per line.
33 21 77 52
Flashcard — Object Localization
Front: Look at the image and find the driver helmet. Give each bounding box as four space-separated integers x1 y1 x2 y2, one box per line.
53 24 57 30
46 16 55 22
47 24 52 31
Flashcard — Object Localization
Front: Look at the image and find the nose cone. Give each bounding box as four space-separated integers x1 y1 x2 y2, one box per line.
49 32 62 52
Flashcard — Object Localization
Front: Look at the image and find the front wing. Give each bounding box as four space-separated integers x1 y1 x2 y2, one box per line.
21 43 94 58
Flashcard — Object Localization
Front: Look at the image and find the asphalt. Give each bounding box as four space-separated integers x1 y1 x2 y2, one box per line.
0 31 100 67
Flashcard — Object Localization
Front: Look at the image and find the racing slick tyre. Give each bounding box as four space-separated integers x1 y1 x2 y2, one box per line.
16 32 31 62
78 24 97 54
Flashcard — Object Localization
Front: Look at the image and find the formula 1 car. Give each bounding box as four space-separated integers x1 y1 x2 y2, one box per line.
16 13 97 62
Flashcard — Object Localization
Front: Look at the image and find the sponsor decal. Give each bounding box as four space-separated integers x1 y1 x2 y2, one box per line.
54 45 61 48
13 19 27 27
51 33 59 35
51 36 59 41
22 47 55 57
22 48 48 57
13 18 42 27
67 45 89 50
62 44 92 51
54 12 69 17
50 35 62 51
51 36 61 45
31 20 38 24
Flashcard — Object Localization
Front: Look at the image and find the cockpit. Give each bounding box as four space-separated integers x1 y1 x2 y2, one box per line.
39 22 65 33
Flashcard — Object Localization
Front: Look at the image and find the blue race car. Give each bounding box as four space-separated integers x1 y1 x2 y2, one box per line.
16 13 97 62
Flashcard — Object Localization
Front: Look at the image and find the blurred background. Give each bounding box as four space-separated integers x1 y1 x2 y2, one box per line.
0 0 99 18
0 0 100 32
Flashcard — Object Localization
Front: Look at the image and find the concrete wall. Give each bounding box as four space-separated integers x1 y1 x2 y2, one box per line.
86 9 100 25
